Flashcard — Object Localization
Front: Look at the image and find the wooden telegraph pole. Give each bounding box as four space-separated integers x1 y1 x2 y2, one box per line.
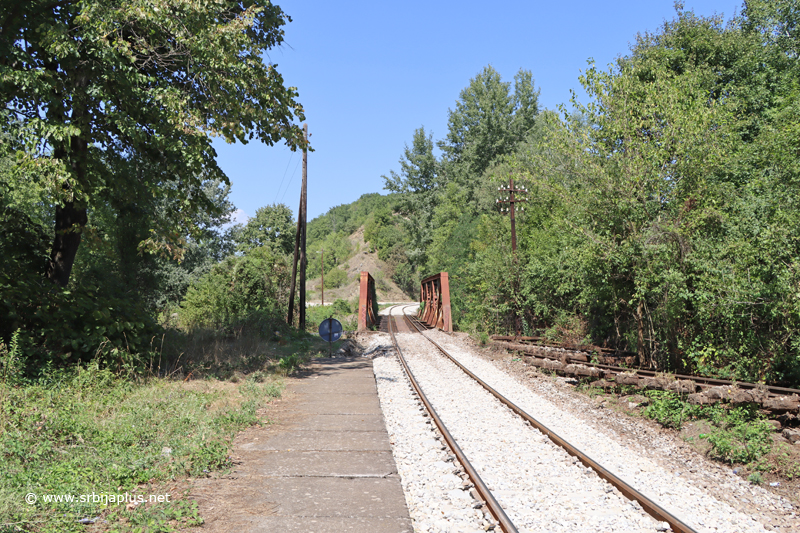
288 123 309 328
497 178 528 335
496 178 527 252
298 124 308 331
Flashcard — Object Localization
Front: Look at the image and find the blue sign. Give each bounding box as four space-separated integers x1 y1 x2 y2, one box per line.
318 318 343 343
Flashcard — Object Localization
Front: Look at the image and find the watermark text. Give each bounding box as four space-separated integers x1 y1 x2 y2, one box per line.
25 492 171 506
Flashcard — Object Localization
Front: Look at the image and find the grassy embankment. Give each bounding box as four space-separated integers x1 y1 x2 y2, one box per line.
0 324 341 533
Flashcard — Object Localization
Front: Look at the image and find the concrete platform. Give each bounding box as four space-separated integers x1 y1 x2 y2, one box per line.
224 356 412 533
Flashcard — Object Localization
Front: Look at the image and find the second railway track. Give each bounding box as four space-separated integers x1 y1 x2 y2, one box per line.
375 304 782 533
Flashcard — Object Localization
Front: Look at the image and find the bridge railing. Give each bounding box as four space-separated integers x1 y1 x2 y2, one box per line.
418 272 452 333
358 271 378 331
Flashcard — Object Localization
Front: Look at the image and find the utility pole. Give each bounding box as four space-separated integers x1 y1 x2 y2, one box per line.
299 124 308 331
496 178 527 252
496 178 528 335
288 123 309 328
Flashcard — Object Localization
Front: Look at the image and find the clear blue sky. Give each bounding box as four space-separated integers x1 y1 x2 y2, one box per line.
213 0 743 223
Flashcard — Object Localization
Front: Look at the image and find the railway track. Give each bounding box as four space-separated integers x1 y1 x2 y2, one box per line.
386 306 517 532
491 337 800 412
384 304 703 533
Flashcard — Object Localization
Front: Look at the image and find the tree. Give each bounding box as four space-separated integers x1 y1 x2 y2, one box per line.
382 126 438 270
232 203 295 255
383 127 438 195
0 0 307 287
438 65 540 188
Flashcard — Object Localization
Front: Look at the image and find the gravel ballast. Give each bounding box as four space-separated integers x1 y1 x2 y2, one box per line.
363 307 797 532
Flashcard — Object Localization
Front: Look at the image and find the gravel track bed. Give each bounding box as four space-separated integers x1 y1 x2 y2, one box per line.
391 329 670 533
419 327 776 533
368 339 487 533
487 355 800 531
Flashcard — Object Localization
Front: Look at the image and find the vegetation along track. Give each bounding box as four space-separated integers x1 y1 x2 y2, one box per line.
491 336 800 413
382 304 776 532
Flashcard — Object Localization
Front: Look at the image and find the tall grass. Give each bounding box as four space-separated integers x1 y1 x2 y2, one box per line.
0 355 282 532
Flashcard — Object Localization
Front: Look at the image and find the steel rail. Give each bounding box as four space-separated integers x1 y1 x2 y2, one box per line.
401 309 698 533
494 339 800 396
385 307 518 533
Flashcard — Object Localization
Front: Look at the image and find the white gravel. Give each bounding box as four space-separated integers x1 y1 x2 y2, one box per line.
368 341 488 533
419 325 780 533
364 306 786 532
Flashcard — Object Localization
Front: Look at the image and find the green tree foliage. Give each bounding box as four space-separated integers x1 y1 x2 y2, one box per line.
382 127 438 278
1 1 306 369
232 203 295 255
438 66 539 194
1 0 306 287
358 6 800 386
180 247 291 331
451 4 800 384
307 193 394 242
383 127 439 195
421 66 541 310
305 193 395 280
307 233 352 279
322 267 348 289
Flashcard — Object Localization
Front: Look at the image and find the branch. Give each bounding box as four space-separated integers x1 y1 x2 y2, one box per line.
0 0 78 38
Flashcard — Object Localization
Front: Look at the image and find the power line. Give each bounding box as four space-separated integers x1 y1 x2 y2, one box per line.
273 150 295 204
279 157 302 204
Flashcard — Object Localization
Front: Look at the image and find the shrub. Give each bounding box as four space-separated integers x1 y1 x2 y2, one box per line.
324 267 348 289
701 406 773 465
332 298 352 315
180 247 290 331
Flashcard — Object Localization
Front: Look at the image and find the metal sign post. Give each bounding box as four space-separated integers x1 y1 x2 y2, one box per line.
318 317 343 357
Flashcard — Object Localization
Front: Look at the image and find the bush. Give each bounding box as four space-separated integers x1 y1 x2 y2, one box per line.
639 390 773 466
2 270 157 373
180 247 290 331
701 406 773 465
332 298 352 315
323 267 348 289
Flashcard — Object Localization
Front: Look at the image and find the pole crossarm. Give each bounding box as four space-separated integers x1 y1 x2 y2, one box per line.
496 177 527 335
496 178 528 252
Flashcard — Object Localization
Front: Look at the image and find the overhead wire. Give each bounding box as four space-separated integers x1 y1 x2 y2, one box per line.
279 157 302 204
273 150 295 204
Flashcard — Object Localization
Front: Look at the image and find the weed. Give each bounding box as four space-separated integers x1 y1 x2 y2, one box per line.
640 390 701 429
577 381 606 398
748 472 763 485
759 444 800 480
699 405 773 464
0 329 25 387
108 496 203 532
277 353 302 375
0 363 284 532
576 377 789 477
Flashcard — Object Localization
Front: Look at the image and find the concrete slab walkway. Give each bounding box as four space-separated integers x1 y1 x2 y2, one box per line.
190 356 412 533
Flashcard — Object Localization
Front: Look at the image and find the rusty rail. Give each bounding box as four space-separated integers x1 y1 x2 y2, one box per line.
386 307 517 533
491 339 800 411
492 335 800 398
357 271 378 332
419 272 452 333
401 309 697 533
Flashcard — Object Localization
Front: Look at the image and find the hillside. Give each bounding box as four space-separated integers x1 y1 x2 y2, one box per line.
305 225 412 303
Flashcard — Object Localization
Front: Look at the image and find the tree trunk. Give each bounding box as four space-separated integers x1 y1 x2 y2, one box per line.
47 201 88 287
636 300 646 367
46 69 89 287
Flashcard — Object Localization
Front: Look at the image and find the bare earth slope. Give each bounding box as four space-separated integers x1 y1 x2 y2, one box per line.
306 225 411 303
